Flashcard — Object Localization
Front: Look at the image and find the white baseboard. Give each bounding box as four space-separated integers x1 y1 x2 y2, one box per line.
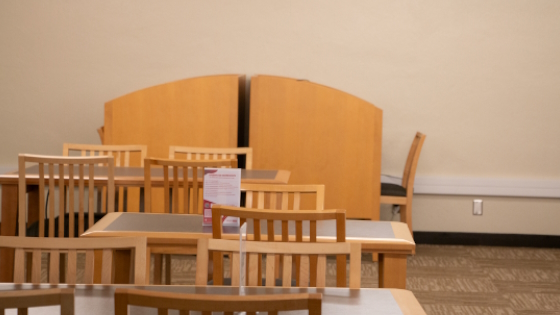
383 175 560 198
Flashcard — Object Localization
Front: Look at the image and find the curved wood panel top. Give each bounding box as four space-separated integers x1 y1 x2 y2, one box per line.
249 75 382 219
104 75 244 158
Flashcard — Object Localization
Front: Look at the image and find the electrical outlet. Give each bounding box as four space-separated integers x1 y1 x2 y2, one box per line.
473 199 483 215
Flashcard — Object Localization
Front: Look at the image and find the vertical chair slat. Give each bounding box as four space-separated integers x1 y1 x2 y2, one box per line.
13 249 24 283
31 249 41 284
84 249 94 284
257 192 264 209
38 164 45 237
267 220 274 242
349 244 361 289
247 253 258 286
281 192 289 210
144 160 152 213
107 157 114 213
282 254 292 287
68 165 74 238
88 164 94 229
293 192 301 210
78 165 85 235
192 166 199 214
163 166 169 213
58 164 65 238
265 253 275 287
48 164 55 238
116 151 121 167
299 255 310 287
231 252 240 286
67 250 77 284
245 191 253 208
124 151 130 167
173 166 179 213
270 193 277 210
336 210 346 288
182 167 189 214
49 249 59 284
101 249 113 284
316 255 327 288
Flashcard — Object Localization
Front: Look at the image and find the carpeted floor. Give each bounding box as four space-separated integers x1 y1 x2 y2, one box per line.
41 244 560 314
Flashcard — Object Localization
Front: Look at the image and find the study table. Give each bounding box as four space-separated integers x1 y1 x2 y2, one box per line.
0 284 426 315
0 166 290 282
82 212 415 289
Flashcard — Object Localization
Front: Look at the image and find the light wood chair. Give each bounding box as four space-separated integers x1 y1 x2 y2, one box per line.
211 205 346 287
114 288 321 315
196 238 361 289
241 184 325 210
380 132 426 233
143 158 236 285
144 158 237 214
170 146 253 169
0 236 146 285
0 288 74 315
63 143 147 212
18 154 115 238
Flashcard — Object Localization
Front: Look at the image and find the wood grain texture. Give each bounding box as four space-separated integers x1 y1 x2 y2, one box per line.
249 75 382 219
104 75 243 158
0 289 74 315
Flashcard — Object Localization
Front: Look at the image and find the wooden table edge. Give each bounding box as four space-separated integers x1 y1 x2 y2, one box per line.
391 289 427 315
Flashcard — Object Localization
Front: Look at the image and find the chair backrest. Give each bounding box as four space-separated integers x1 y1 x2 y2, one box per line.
170 146 253 169
143 158 237 214
211 206 346 287
0 289 74 315
114 288 321 315
241 184 325 210
63 143 147 167
18 154 115 238
0 236 146 285
196 238 361 289
401 132 427 195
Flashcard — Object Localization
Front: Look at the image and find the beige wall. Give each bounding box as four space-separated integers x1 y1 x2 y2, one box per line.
1 1 559 233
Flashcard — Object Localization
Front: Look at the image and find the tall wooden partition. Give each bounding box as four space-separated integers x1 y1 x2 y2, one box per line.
249 75 382 219
104 75 244 158
103 75 244 212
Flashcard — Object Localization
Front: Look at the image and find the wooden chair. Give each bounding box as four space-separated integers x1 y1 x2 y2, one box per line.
211 205 346 287
380 132 426 232
144 158 237 214
114 288 321 315
143 158 236 285
196 238 361 289
18 154 115 238
0 288 74 315
170 146 253 169
63 143 147 212
0 236 146 284
241 184 325 210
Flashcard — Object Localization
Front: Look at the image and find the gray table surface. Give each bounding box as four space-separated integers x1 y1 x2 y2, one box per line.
103 212 397 240
0 284 408 315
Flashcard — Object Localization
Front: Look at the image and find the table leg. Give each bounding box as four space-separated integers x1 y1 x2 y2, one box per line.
378 253 407 289
113 250 131 284
0 184 17 282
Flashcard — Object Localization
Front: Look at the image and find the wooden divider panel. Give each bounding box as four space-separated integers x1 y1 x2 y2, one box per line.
249 75 382 219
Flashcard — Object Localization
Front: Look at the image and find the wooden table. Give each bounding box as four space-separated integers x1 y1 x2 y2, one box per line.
0 166 290 282
82 212 415 289
0 284 426 315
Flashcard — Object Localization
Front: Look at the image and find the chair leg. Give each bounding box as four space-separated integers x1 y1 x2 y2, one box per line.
400 203 413 233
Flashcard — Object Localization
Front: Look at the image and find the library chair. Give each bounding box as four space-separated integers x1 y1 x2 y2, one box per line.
170 146 253 169
0 289 74 315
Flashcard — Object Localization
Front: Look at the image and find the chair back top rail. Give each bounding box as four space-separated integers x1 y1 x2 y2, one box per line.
170 146 253 169
63 143 147 167
0 288 74 315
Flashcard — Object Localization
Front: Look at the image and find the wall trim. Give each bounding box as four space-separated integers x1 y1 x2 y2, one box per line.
414 231 560 248
382 175 560 198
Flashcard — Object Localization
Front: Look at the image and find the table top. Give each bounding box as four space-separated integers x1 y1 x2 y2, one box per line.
83 213 415 254
0 284 426 315
0 166 291 186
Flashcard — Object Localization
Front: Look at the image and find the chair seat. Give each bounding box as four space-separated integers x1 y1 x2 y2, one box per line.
26 212 107 237
381 183 407 197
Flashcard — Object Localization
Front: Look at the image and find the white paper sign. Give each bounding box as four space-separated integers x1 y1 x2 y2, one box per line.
202 168 241 226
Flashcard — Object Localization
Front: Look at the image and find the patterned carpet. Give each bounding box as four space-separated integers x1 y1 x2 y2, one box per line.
161 244 560 315
41 244 560 314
